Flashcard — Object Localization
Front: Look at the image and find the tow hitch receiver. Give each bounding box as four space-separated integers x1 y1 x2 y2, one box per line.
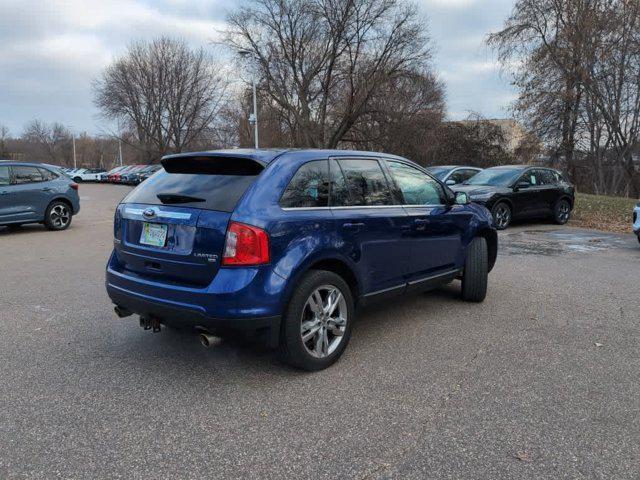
140 316 161 333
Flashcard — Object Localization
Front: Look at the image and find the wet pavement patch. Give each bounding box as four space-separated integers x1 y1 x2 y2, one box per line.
500 229 632 256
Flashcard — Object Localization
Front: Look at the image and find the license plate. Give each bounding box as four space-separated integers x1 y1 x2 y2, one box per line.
140 222 168 247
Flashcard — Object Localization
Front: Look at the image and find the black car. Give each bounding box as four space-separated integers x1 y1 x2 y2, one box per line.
450 165 575 229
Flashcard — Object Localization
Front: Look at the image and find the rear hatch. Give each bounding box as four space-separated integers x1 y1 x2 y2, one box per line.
113 154 264 287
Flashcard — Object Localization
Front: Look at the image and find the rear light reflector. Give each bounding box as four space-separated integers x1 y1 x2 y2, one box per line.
222 221 270 266
70 182 79 190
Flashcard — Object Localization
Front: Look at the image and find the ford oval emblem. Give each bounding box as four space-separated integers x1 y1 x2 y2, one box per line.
143 208 156 219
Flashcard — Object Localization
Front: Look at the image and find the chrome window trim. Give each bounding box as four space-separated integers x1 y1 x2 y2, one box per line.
281 203 445 211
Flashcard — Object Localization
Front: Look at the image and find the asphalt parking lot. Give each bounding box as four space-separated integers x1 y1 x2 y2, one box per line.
1 184 639 479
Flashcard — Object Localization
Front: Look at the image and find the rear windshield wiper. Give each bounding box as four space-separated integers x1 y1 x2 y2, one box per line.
156 193 205 204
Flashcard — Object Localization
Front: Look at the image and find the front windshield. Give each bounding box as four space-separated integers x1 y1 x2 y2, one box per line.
465 168 521 186
426 167 451 180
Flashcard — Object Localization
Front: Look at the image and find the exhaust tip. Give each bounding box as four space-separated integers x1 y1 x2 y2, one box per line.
199 333 216 348
114 305 132 318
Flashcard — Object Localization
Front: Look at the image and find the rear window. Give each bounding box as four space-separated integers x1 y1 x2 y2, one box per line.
123 157 262 212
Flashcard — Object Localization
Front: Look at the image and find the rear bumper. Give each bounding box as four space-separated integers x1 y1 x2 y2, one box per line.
105 251 286 346
107 282 280 345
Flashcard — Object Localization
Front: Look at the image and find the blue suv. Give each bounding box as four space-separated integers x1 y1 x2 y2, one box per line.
106 150 497 370
0 161 80 230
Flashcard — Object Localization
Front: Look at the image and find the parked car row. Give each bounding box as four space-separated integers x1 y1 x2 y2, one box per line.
100 164 162 185
62 168 107 182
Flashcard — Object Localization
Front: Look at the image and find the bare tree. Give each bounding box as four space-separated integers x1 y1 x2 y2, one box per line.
342 70 445 164
94 37 228 161
226 0 435 148
22 120 72 165
0 124 10 159
489 0 640 196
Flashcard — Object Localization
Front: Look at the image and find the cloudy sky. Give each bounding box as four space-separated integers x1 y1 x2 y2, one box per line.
0 0 517 137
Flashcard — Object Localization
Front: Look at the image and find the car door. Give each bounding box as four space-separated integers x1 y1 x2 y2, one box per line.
511 169 546 218
385 160 467 286
329 157 411 297
0 165 18 223
7 166 52 221
537 169 562 214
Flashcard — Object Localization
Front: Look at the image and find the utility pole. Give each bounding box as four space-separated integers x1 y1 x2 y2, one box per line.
250 79 259 149
239 49 259 149
118 138 123 166
72 135 77 169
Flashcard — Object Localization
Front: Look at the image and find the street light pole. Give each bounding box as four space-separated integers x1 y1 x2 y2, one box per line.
252 79 259 149
72 135 77 169
239 49 259 149
118 138 123 166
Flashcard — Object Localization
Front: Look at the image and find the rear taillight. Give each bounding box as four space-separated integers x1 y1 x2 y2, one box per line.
70 182 79 190
222 221 270 266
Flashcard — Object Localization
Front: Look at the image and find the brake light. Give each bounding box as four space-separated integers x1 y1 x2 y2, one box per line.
70 182 79 190
222 222 270 266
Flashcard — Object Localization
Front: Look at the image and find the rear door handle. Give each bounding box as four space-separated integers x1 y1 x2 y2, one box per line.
342 222 365 231
41 187 54 192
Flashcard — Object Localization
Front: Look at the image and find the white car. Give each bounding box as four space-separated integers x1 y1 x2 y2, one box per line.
634 202 640 243
69 168 106 182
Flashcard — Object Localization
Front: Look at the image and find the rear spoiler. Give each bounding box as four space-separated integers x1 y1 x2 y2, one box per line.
161 153 265 176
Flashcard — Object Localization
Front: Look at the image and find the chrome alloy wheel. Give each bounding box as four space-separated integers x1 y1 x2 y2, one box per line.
50 204 70 228
493 203 511 229
300 285 347 358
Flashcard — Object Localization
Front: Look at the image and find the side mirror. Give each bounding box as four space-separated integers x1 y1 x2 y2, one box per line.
515 181 531 191
445 179 456 186
455 192 470 205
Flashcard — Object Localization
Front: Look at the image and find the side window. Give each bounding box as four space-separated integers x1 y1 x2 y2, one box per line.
12 166 45 184
336 159 393 206
460 169 480 182
0 166 9 186
387 161 445 205
329 160 350 207
447 170 466 185
554 171 567 184
280 160 330 208
520 170 539 186
448 169 478 184
538 169 556 185
39 168 58 181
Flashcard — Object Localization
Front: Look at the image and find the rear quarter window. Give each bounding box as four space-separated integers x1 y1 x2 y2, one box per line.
280 160 330 208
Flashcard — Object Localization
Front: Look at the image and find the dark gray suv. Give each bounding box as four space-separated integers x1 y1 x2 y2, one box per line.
0 161 80 231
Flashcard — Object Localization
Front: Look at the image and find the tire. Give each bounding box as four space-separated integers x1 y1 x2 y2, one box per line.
491 202 512 230
461 237 488 302
44 201 73 231
553 198 571 225
73 177 82 183
278 270 354 371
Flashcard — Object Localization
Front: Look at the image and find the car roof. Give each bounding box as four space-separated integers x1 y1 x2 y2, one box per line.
163 148 414 167
0 160 59 169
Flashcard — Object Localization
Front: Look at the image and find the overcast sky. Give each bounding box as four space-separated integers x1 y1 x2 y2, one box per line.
0 0 517 137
